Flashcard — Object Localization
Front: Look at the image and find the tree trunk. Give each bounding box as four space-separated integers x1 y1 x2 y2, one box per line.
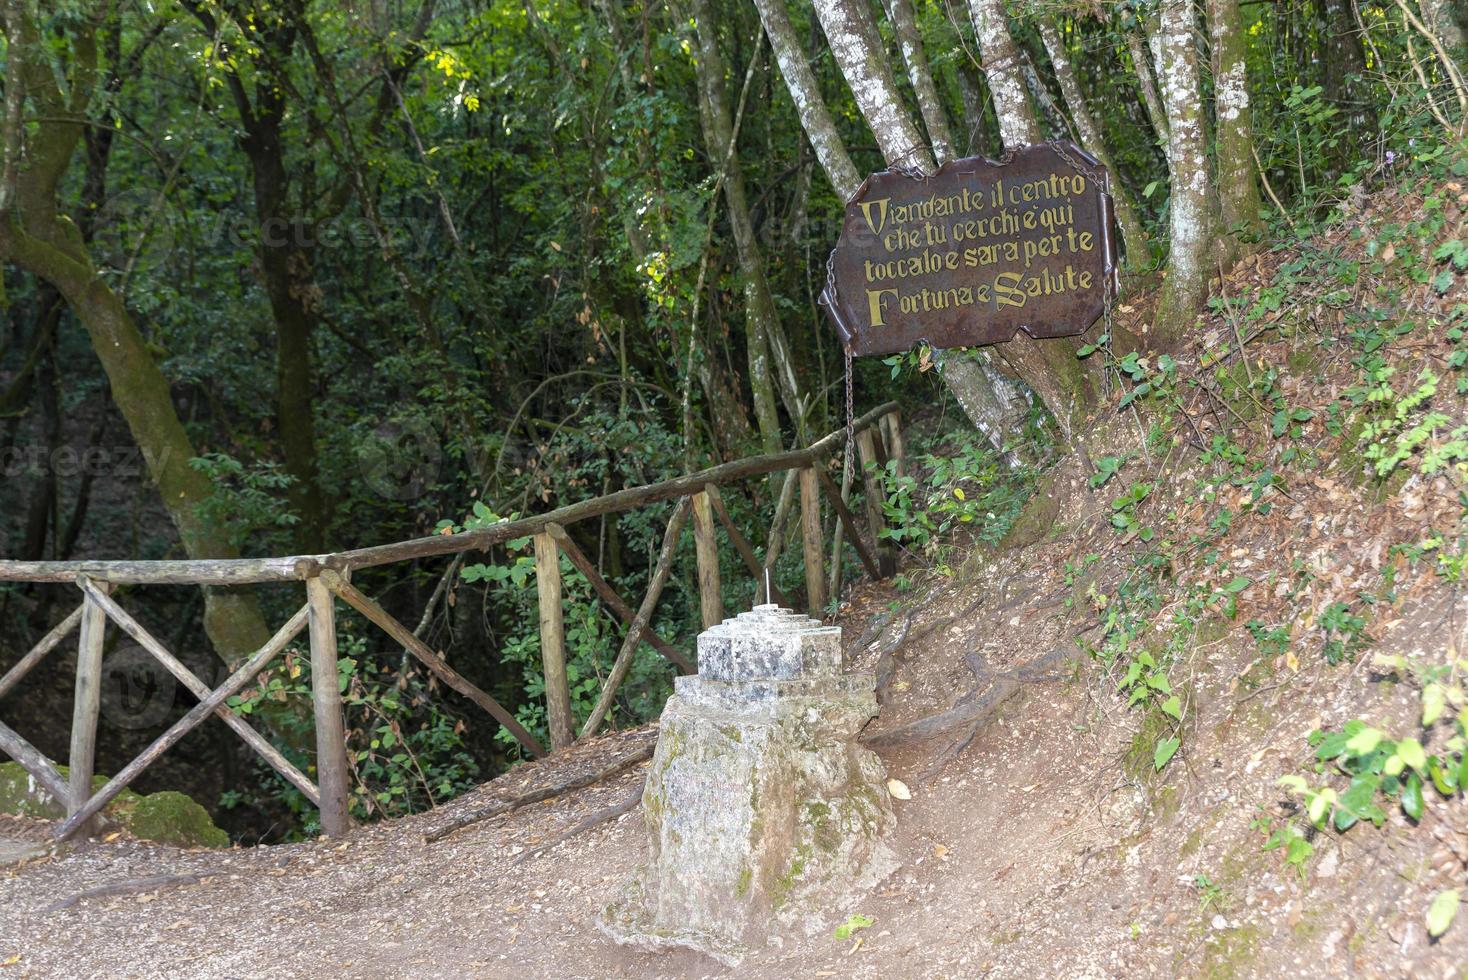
689 0 799 455
1037 19 1150 272
1151 0 1213 344
250 127 328 553
1319 0 1377 145
1020 48 1071 139
753 0 863 198
1126 29 1171 147
811 0 936 172
1421 0 1467 49
1208 0 1264 258
931 349 1027 461
882 0 955 164
965 0 1041 147
952 58 995 157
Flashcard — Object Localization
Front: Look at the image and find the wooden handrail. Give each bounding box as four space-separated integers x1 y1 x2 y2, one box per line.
0 401 897 585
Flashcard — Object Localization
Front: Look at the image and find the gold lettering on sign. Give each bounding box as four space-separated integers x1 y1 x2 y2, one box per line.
850 164 1102 330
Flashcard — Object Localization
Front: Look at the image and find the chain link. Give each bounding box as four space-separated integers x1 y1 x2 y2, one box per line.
843 345 855 488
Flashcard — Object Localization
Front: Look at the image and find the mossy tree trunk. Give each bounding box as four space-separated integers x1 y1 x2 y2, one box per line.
183 0 327 552
1208 0 1264 261
687 0 799 455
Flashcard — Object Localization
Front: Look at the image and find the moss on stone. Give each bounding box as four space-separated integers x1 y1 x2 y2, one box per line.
770 843 812 911
0 762 226 847
124 791 229 848
1199 923 1260 980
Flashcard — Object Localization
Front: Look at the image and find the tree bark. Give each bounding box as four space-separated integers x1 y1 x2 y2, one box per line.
1208 0 1264 257
1126 29 1171 147
1421 0 1467 49
952 58 996 158
965 0 1041 147
1037 18 1150 271
1319 0 1377 143
881 0 955 164
1151 0 1213 344
688 0 798 455
811 0 936 172
753 0 863 198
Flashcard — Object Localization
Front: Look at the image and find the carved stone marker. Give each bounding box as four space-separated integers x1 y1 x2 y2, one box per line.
601 605 895 965
820 141 1118 356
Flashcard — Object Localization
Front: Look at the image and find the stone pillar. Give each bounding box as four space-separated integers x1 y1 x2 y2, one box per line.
602 605 895 965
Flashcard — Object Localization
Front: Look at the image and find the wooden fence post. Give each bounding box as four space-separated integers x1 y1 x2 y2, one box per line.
690 491 723 628
758 472 800 604
702 484 789 609
534 532 575 751
799 468 825 617
882 410 906 480
856 428 897 578
67 578 110 834
306 575 353 837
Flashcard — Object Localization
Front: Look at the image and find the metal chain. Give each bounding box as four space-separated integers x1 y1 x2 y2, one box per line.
843 345 855 488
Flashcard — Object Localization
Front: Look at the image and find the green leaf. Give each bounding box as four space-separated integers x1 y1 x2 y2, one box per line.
1336 773 1381 831
1146 674 1173 694
1160 695 1183 720
1429 759 1458 796
1307 787 1337 825
1424 683 1448 726
1225 575 1251 593
1346 727 1384 755
1397 737 1427 772
1154 737 1180 770
833 913 874 940
1402 773 1425 821
1428 889 1460 938
1276 774 1308 794
1316 730 1352 759
1118 382 1151 408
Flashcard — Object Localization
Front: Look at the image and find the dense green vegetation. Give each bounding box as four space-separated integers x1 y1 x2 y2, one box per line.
1 0 1465 838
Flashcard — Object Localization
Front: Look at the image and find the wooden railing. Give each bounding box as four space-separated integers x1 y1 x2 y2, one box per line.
0 402 902 841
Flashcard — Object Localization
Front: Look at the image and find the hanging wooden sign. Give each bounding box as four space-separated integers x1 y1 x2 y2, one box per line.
820 142 1119 356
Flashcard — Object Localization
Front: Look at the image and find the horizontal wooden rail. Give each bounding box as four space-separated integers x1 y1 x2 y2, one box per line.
0 402 896 585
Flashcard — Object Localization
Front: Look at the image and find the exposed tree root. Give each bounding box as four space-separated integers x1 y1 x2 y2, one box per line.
424 743 654 844
511 783 644 867
44 873 205 913
864 643 1078 751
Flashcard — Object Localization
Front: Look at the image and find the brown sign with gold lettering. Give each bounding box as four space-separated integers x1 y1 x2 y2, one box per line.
820 142 1118 356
